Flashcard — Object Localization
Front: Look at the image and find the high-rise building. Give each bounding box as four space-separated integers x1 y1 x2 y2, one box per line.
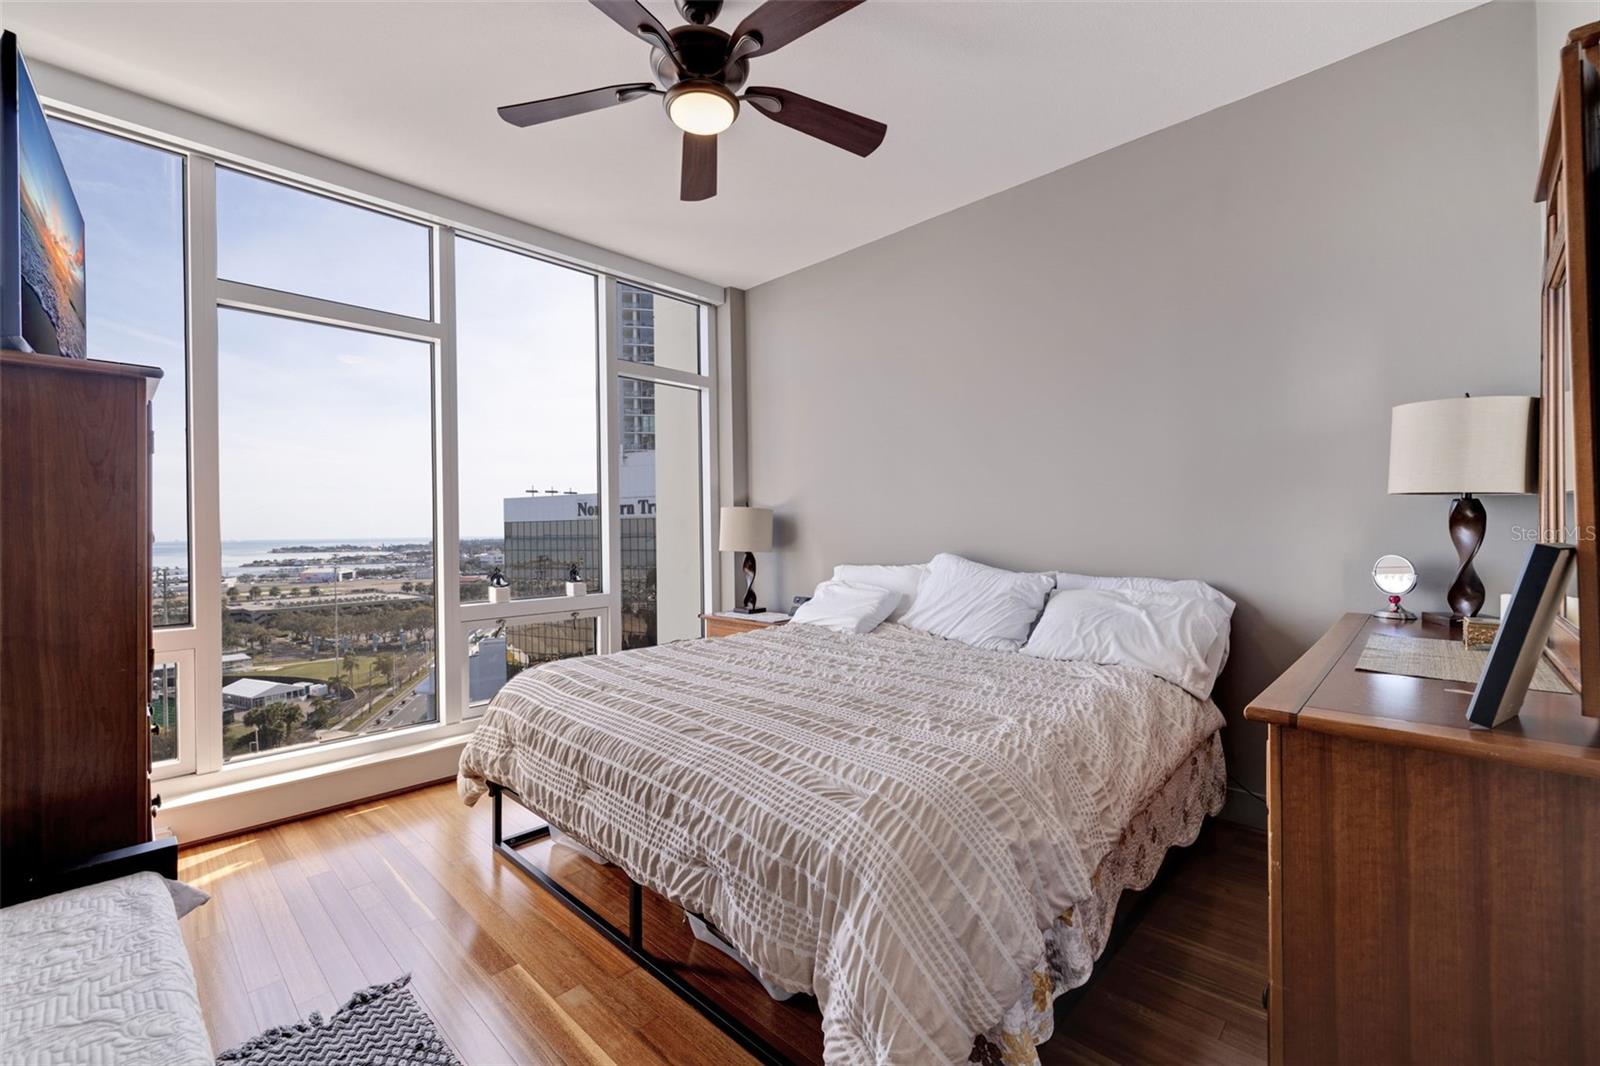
618 284 656 454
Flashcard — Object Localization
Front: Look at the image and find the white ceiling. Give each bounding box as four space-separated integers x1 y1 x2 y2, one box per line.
7 1 1481 290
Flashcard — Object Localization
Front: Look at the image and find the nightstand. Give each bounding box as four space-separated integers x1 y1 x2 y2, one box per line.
700 611 790 639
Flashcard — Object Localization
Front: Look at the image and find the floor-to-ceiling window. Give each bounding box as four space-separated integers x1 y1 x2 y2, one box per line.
48 119 193 772
45 111 716 791
211 169 443 763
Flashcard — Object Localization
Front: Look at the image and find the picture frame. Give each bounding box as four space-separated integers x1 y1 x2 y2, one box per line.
1467 544 1577 728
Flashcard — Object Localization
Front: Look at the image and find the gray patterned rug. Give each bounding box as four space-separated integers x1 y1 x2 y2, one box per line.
215 975 461 1066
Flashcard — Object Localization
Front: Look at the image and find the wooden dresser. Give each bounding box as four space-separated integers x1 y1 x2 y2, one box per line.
1 350 162 904
1245 614 1600 1065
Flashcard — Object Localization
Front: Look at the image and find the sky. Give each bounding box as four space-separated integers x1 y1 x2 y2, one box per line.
50 120 187 541
52 118 606 548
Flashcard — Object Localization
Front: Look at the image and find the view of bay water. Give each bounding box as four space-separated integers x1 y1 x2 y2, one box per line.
152 537 431 578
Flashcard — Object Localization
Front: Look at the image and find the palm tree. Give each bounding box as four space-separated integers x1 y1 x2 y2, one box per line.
243 700 305 749
308 695 338 730
247 584 262 601
373 652 395 692
277 701 305 744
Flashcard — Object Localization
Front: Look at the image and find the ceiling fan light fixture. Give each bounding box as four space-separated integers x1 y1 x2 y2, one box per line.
665 81 738 135
499 1 885 200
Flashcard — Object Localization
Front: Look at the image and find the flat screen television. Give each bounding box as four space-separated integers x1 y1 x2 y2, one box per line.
2 31 85 358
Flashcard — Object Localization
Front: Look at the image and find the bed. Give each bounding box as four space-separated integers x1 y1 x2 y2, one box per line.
459 620 1225 1066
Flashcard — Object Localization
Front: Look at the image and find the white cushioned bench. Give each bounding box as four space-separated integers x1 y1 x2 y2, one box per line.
1 870 212 1065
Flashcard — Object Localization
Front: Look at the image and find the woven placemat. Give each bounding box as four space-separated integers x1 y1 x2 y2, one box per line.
1356 633 1571 693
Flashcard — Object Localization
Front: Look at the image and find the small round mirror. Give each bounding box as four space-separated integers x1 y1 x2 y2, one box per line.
1372 555 1418 596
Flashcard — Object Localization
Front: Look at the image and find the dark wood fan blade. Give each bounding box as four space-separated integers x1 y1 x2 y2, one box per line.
729 1 864 59
743 86 886 156
497 84 655 127
681 133 717 201
590 0 679 57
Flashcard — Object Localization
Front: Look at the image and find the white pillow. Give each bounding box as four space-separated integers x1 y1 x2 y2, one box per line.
898 553 1054 652
791 580 901 635
830 563 927 623
1053 572 1235 681
1024 585 1233 699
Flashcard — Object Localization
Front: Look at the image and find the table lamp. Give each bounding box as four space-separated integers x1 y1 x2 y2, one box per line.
1387 394 1538 623
719 506 773 613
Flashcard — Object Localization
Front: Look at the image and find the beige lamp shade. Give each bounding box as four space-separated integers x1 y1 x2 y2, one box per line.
1387 396 1538 495
719 506 773 552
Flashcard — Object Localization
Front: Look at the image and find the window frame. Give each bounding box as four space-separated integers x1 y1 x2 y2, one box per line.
41 106 720 797
148 647 196 780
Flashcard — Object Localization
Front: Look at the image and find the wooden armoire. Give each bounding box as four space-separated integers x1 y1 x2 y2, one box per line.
1537 19 1600 712
1 349 162 903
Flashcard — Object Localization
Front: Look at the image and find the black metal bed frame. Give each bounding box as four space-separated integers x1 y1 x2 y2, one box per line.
489 783 797 1066
489 781 1205 1066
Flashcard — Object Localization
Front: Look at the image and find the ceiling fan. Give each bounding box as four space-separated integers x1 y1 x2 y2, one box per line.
496 0 887 201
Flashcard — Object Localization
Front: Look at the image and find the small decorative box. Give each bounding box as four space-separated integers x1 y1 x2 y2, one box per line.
1462 616 1500 649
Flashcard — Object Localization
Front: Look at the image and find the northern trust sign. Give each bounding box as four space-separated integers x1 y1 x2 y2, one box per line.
502 449 658 524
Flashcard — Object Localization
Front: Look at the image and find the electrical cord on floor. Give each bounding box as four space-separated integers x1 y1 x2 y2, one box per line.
1227 768 1267 807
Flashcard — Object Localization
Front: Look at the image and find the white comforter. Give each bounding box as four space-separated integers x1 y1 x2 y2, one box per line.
0 872 212 1066
459 622 1224 1065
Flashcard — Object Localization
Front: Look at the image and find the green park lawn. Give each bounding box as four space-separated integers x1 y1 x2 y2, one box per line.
248 653 378 683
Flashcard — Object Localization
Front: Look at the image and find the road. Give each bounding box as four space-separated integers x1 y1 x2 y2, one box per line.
358 678 433 733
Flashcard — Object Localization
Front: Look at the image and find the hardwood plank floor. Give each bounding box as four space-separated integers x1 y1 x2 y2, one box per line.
178 783 1268 1065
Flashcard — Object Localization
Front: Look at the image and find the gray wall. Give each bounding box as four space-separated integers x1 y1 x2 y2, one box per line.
744 1 1542 821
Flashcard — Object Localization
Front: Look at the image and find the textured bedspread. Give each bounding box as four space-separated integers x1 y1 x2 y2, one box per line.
459 622 1224 1065
0 872 212 1066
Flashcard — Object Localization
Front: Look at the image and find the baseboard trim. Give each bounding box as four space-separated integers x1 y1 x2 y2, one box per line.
1220 784 1269 830
161 735 468 846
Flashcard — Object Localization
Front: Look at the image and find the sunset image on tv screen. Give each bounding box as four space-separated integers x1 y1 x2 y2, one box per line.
17 58 84 358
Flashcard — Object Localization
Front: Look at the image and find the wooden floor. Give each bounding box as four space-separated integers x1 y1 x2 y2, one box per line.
178 783 1268 1065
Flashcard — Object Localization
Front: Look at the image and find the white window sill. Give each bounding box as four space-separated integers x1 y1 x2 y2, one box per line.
157 730 472 845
